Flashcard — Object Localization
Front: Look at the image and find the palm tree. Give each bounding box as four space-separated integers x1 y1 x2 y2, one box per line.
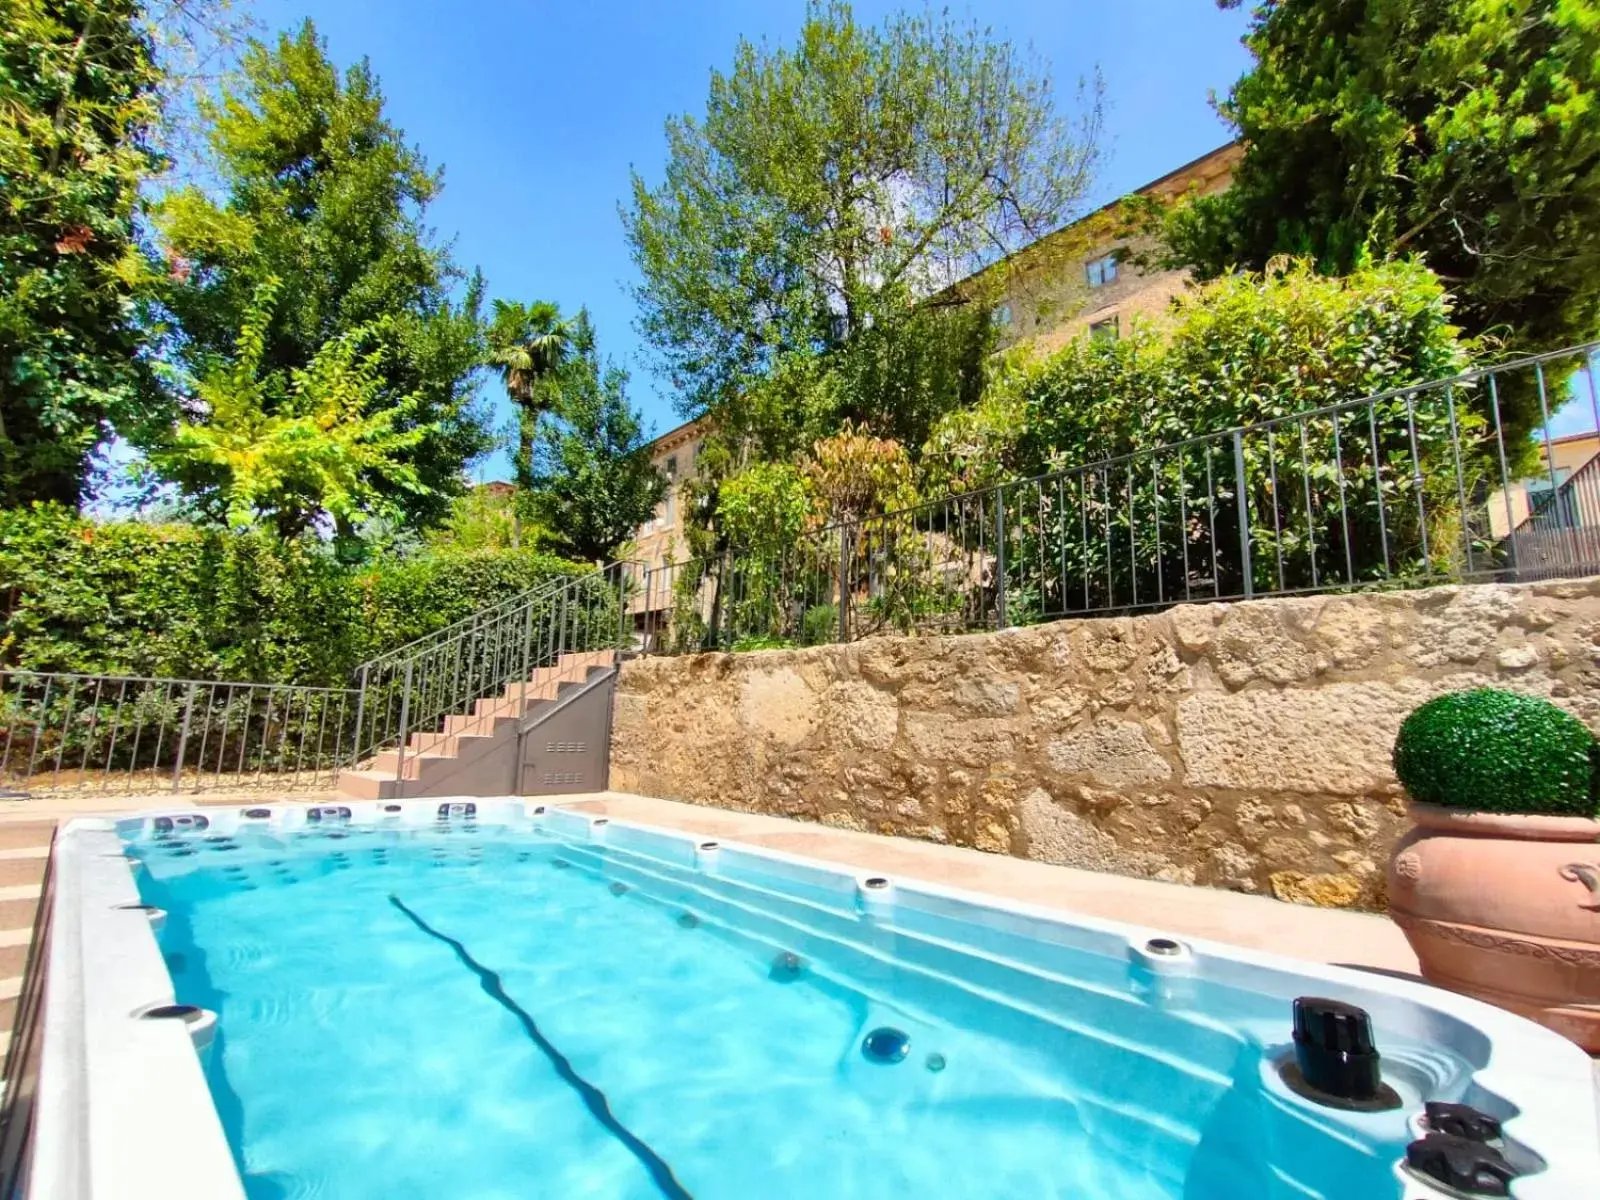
486 299 572 490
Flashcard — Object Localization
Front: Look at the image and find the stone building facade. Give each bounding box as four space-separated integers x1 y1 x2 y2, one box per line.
625 416 710 638
953 142 1241 356
625 144 1243 567
609 577 1600 911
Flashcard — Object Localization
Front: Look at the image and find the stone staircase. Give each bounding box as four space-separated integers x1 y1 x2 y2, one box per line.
336 651 616 801
0 822 53 1080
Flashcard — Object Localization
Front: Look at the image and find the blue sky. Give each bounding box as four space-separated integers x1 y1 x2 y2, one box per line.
257 0 1259 479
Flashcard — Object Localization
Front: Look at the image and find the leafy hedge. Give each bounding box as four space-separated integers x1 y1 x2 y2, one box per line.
0 505 582 687
1393 689 1599 818
1012 258 1471 473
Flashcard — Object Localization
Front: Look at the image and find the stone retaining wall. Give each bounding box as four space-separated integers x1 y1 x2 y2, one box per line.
608 579 1600 909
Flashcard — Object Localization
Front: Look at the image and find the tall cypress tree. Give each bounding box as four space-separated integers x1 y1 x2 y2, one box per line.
151 20 491 533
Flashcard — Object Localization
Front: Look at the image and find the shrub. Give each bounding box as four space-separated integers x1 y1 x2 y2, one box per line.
1392 689 1599 818
1014 258 1471 472
0 504 582 686
801 603 838 646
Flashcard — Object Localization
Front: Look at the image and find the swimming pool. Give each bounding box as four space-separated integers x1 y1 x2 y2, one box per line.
27 799 1600 1199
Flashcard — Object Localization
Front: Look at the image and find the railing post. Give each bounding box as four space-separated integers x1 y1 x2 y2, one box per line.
519 597 535 715
837 525 850 643
993 486 1008 628
350 665 368 768
394 659 413 800
171 682 197 793
615 563 630 652
1232 429 1254 599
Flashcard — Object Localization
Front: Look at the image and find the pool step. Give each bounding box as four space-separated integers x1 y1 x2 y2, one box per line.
0 825 56 1082
549 837 1241 1181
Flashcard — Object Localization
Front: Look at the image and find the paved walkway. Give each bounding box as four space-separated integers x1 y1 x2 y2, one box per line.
561 791 1422 976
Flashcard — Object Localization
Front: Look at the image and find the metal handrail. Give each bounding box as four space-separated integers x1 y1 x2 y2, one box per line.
351 565 633 789
1517 449 1600 532
353 569 589 673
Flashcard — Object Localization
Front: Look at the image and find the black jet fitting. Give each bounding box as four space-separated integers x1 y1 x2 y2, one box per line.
1280 996 1401 1111
1406 1132 1517 1197
1425 1101 1503 1144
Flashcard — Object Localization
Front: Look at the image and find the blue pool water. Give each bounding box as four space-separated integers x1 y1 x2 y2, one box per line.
129 813 1461 1200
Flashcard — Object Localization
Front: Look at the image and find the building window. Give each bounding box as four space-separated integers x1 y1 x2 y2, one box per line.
1089 315 1119 342
991 302 1013 331
1085 253 1119 289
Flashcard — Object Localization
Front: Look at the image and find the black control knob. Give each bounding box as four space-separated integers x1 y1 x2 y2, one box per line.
1425 1101 1503 1144
1406 1133 1517 1197
1292 996 1381 1101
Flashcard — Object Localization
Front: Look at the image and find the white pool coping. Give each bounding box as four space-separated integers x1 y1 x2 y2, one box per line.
27 798 1600 1199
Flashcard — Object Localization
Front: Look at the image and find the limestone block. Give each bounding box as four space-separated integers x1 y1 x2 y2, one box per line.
1268 870 1364 908
1031 688 1090 729
1208 842 1260 891
1075 618 1141 672
1410 585 1521 666
1020 789 1131 873
1177 681 1431 794
1313 598 1394 670
1212 605 1319 688
821 680 899 750
1495 643 1539 671
1046 720 1172 787
739 667 817 744
1167 602 1221 654
903 712 1015 768
950 677 1021 716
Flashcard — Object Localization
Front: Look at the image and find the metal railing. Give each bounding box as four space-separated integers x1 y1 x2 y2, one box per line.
633 342 1600 651
349 565 632 784
1508 429 1600 581
0 566 635 799
4 346 1599 795
0 672 359 797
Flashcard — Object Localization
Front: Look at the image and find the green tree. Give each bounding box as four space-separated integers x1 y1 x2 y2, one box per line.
623 0 1100 436
525 313 667 562
0 0 163 508
485 298 571 490
1166 0 1600 427
144 278 436 538
150 20 491 533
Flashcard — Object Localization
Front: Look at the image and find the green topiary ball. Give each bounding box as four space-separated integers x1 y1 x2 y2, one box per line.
1392 689 1599 817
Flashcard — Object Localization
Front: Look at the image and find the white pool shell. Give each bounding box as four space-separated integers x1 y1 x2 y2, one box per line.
24 798 1600 1200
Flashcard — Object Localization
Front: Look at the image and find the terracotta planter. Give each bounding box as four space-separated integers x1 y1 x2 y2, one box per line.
1388 802 1600 1051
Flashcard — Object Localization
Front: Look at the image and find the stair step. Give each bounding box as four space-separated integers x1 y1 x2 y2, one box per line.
0 846 50 861
0 858 45 889
337 648 617 800
335 769 397 801
0 823 57 852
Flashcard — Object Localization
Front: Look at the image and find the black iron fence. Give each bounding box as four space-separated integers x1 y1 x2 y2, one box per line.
3 346 1599 794
633 342 1600 651
0 672 359 797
